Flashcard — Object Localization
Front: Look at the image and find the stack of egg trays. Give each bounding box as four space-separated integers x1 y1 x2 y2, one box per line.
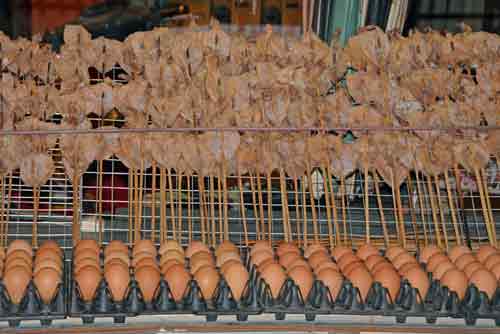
0 254 67 328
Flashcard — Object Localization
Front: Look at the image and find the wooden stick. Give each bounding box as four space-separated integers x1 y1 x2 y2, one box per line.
301 175 309 246
266 171 273 242
0 177 4 248
321 166 334 249
4 173 12 247
363 167 370 243
454 164 470 247
434 175 448 250
73 175 80 243
474 168 494 246
237 166 249 248
136 164 144 242
256 172 266 240
134 168 140 243
340 175 348 245
222 164 229 241
415 171 429 246
209 175 216 246
217 172 223 242
160 168 166 243
187 174 192 242
293 177 301 247
406 177 420 249
167 168 176 240
98 159 103 244
326 166 341 246
444 170 461 245
249 174 260 240
199 175 207 244
373 172 390 248
305 164 319 242
177 173 183 242
151 161 157 242
128 169 134 244
33 187 39 248
426 175 442 247
279 169 289 242
390 172 400 243
394 183 406 248
480 168 496 245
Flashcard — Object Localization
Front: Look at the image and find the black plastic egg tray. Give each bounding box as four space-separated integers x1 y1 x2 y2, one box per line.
2 248 500 327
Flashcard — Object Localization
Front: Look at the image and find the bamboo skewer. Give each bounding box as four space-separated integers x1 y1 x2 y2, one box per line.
136 162 145 242
72 175 81 243
222 164 229 241
406 177 420 249
415 171 429 246
321 166 334 249
474 168 495 246
177 173 183 242
426 175 442 247
293 177 301 247
434 175 449 250
33 187 39 248
151 162 157 242
199 175 207 244
395 184 406 248
134 168 139 243
160 168 166 243
217 172 223 242
266 172 273 242
256 173 266 240
0 177 4 248
301 175 309 246
444 170 461 245
187 174 192 242
480 168 496 244
454 165 471 247
390 173 400 242
363 167 370 243
279 169 289 242
249 174 260 240
128 169 134 243
237 166 249 248
167 169 176 240
98 159 104 244
305 164 319 242
4 174 12 247
209 175 216 246
373 172 389 248
340 175 348 245
326 166 341 246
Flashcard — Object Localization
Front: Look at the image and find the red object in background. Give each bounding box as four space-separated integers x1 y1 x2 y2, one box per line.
85 174 129 214
31 0 104 34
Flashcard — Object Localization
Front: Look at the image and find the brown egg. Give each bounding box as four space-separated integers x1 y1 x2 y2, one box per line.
250 250 274 267
365 255 387 272
34 268 61 304
304 243 328 259
343 261 365 277
194 266 219 300
104 241 128 257
161 249 186 264
75 239 99 254
250 240 273 256
216 251 241 268
469 269 497 299
7 240 33 257
373 267 401 301
186 241 210 258
135 265 161 303
276 242 301 257
463 261 484 279
373 261 396 276
484 254 500 270
220 259 241 276
356 243 379 261
448 245 472 263
489 263 500 281
441 269 468 300
313 261 339 275
259 263 286 299
215 241 238 258
337 253 360 272
288 266 314 300
104 251 130 266
164 264 191 302
278 252 300 268
136 257 160 271
74 257 100 274
75 266 102 302
4 266 31 304
34 248 63 266
190 250 214 264
38 240 63 257
258 258 278 271
286 259 310 272
418 245 442 264
392 253 417 271
432 260 455 281
74 249 100 264
132 251 156 267
426 253 449 273
223 262 248 301
161 259 182 274
454 254 477 271
385 246 406 262
308 251 331 269
476 245 498 264
34 258 63 276
6 249 33 266
0 247 5 260
190 255 215 274
331 246 353 261
347 266 373 302
317 268 343 300
5 257 32 272
105 263 130 302
133 239 157 257
404 267 430 301
159 240 183 255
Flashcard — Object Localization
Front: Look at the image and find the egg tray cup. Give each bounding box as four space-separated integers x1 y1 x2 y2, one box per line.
392 279 433 324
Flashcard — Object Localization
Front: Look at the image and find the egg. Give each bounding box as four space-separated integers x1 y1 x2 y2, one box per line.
317 268 343 300
418 245 442 264
194 266 219 300
448 245 472 263
463 261 484 279
220 259 242 276
136 257 160 271
364 255 387 272
385 246 406 261
215 241 238 258
216 251 241 268
304 243 328 259
489 263 500 280
34 268 61 304
6 249 33 266
190 255 216 273
403 267 430 301
104 241 128 257
259 263 286 299
258 258 278 271
38 240 63 257
392 253 417 270
337 253 360 272
75 265 102 302
288 266 314 300
356 243 379 261
5 257 32 272
276 242 300 257
373 267 400 301
34 248 63 266
132 251 156 267
7 240 33 257
74 258 100 274
313 261 339 275
161 259 182 274
469 269 497 299
164 264 191 302
484 254 500 270
159 240 183 255
135 265 161 303
278 252 300 268
432 260 455 281
223 262 248 301
104 251 130 266
105 262 130 302
347 266 373 302
3 266 31 304
440 269 468 300
454 254 477 271
34 258 63 276
133 239 157 257
161 249 186 264
250 240 273 256
426 253 449 273
331 246 354 261
250 249 274 267
74 249 100 264
286 259 310 272
476 245 498 263
308 251 331 269
186 241 210 258
373 261 397 276
75 239 99 253
343 261 365 277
